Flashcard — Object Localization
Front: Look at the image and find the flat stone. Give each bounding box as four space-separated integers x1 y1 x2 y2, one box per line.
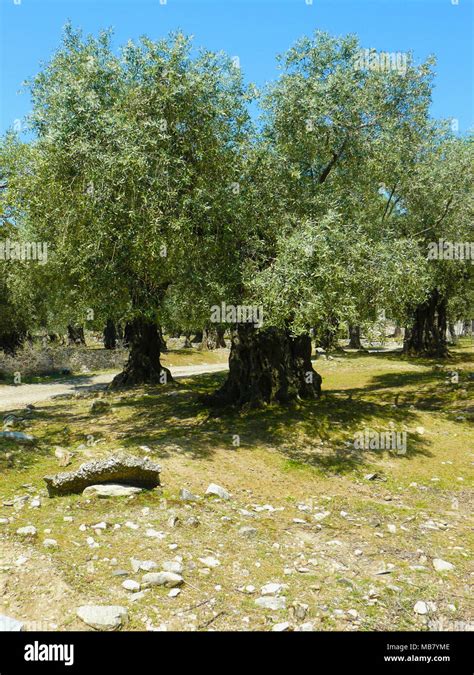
43 538 58 548
44 455 161 497
162 561 183 574
16 526 37 538
261 583 283 596
122 580 141 592
205 483 230 500
76 605 128 630
0 615 24 631
255 596 286 611
83 484 143 498
142 572 184 588
198 556 220 568
433 558 455 572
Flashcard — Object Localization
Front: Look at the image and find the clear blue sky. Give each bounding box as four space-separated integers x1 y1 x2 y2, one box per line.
0 0 472 135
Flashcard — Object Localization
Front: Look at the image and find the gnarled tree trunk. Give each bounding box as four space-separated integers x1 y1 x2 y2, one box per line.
201 326 227 351
211 325 322 408
103 319 117 350
110 317 171 388
403 289 449 357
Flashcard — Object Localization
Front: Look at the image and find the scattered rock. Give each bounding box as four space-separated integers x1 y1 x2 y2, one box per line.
83 484 143 498
205 483 230 500
255 596 286 611
162 561 183 574
414 601 437 615
76 605 128 630
168 588 181 598
43 538 58 548
432 559 454 572
261 583 283 596
179 488 198 502
272 622 290 632
44 455 161 497
122 580 141 592
16 525 37 539
198 557 220 568
142 572 184 588
0 615 24 631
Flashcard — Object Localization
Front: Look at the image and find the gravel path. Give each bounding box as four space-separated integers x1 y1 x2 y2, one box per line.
0 363 228 412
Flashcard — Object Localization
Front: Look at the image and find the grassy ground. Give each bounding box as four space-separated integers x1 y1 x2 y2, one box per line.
0 341 472 632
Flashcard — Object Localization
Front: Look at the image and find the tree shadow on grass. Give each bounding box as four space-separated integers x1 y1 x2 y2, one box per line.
1 369 435 478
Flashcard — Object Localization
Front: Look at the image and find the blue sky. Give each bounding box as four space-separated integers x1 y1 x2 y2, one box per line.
0 0 472 135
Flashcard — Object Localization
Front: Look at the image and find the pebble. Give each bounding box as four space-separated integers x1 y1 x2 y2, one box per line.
142 572 184 588
43 538 58 548
122 580 141 592
261 583 283 596
16 526 37 538
432 558 454 572
255 596 286 611
198 556 220 568
76 605 128 630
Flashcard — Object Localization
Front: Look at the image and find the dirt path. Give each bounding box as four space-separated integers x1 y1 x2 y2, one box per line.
0 363 228 412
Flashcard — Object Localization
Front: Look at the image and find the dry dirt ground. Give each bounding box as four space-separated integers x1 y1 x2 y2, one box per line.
0 344 472 632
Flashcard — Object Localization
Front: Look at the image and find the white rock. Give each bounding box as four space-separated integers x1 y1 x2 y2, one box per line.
261 582 283 596
180 488 198 501
122 579 141 592
414 601 437 615
162 561 183 574
83 484 143 498
205 483 230 500
43 538 58 548
76 605 128 630
198 556 220 568
433 558 454 572
145 529 165 539
92 521 107 530
131 558 157 573
16 526 37 538
0 615 24 631
168 588 181 598
255 596 286 611
142 572 184 588
272 622 290 631
387 524 397 534
125 521 139 530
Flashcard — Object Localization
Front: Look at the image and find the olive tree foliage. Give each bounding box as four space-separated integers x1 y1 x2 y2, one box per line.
2 25 252 377
243 31 435 337
394 131 474 355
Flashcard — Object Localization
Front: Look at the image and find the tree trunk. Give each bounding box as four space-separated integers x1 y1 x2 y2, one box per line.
110 317 172 388
200 326 227 351
67 324 86 346
348 324 363 350
103 319 117 350
191 330 203 344
211 325 322 408
403 289 449 357
447 322 458 345
392 325 402 339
